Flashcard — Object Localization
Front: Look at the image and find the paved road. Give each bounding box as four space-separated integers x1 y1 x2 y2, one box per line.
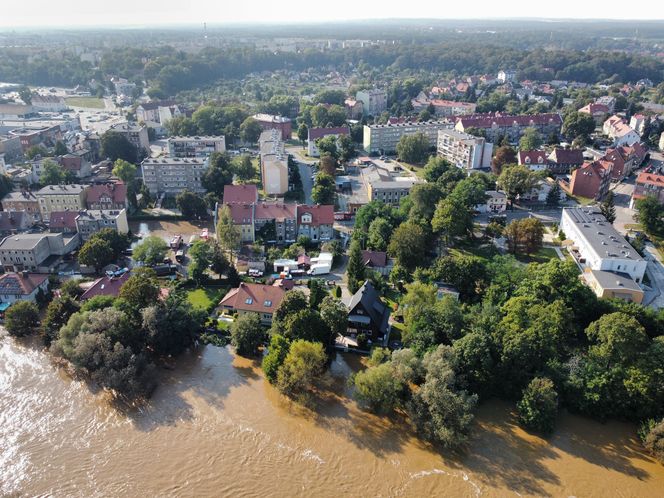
297 161 314 205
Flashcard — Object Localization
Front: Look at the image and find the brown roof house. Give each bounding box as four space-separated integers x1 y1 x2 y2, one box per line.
223 184 258 204
561 161 612 201
0 211 30 236
360 250 393 276
0 272 49 305
86 182 128 211
219 282 286 325
49 211 79 235
547 148 584 174
80 272 130 301
296 204 334 242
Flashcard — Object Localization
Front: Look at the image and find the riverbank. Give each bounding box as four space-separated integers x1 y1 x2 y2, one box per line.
2 334 663 497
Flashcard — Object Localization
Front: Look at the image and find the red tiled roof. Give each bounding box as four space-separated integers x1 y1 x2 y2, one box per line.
223 184 258 204
430 99 475 109
255 202 296 221
361 250 387 268
636 171 664 187
225 203 254 225
457 113 562 129
518 150 548 165
579 103 609 115
86 182 127 204
297 204 334 225
549 148 584 165
219 282 285 314
59 155 83 172
0 272 48 296
80 272 130 301
49 211 79 229
308 127 350 141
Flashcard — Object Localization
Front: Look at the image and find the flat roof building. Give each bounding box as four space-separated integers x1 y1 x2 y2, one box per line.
437 129 493 170
167 136 226 158
141 156 209 196
363 120 453 154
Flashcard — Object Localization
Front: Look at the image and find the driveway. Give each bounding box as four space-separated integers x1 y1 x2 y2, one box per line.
297 161 314 204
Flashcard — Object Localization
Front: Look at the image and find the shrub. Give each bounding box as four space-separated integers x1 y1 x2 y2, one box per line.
517 377 559 435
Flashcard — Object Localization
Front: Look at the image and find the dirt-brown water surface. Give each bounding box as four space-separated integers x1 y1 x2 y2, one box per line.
2 333 663 497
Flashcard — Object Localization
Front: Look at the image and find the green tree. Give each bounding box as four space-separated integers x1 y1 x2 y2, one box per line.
497 164 538 206
188 240 214 283
54 141 68 156
311 173 336 205
636 196 664 235
276 339 327 398
176 190 208 219
142 293 204 356
282 309 332 345
546 182 562 206
388 221 427 271
262 334 290 383
118 268 160 312
90 228 129 259
562 110 596 142
233 155 255 182
316 136 339 160
346 240 366 294
80 295 116 312
59 278 83 299
338 134 356 162
517 377 559 434
18 86 32 104
366 217 393 252
42 296 81 345
203 153 234 198
272 290 308 327
320 296 348 338
78 237 115 273
297 123 308 147
408 183 444 221
353 362 404 413
132 236 169 266
504 218 544 254
112 159 137 184
230 312 264 356
599 191 617 224
40 159 74 186
518 127 543 151
5 301 40 337
307 278 327 309
25 145 48 160
423 156 451 183
216 204 241 260
432 196 473 245
396 131 430 164
240 117 263 144
101 131 138 163
642 419 664 464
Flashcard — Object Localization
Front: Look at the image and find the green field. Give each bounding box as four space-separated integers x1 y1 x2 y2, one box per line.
186 287 224 311
66 97 105 109
515 246 560 264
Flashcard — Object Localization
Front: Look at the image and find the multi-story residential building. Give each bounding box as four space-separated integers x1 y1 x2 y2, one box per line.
140 156 209 196
86 182 128 211
0 135 23 162
296 204 334 242
362 163 422 206
596 95 617 113
112 78 136 98
0 211 30 236
36 184 88 218
497 69 516 83
411 94 476 117
363 120 453 154
602 115 640 147
75 209 129 241
518 150 550 171
547 148 584 174
108 123 150 155
0 232 80 272
437 129 493 170
259 130 289 195
226 203 256 243
578 103 610 124
223 184 258 204
344 98 363 119
9 125 62 152
255 202 297 244
560 207 646 285
59 153 92 179
307 127 350 157
659 132 664 151
356 89 387 117
49 211 79 235
30 94 68 112
631 171 664 208
1 191 41 222
600 143 647 181
0 272 50 305
167 136 226 157
561 161 611 201
135 101 178 124
252 114 292 141
455 113 563 143
629 114 648 135
475 190 507 213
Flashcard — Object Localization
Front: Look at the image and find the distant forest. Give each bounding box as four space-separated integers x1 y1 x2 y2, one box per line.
1 20 663 93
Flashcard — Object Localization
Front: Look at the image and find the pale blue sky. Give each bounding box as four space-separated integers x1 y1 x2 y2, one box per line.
0 0 662 27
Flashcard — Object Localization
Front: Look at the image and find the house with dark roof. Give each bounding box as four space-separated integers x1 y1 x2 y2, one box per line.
346 281 390 345
517 150 549 171
254 202 297 244
360 250 392 276
579 103 610 124
86 182 128 211
0 211 30 236
631 171 664 208
600 143 647 181
547 148 584 174
80 272 130 301
0 272 49 305
455 113 562 143
296 204 334 242
49 211 79 235
219 282 286 325
307 126 350 157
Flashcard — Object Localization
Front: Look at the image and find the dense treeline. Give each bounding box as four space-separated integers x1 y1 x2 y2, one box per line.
1 41 662 94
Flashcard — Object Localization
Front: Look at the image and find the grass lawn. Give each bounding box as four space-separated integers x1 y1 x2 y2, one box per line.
625 223 644 231
449 243 500 262
515 246 559 264
397 161 427 178
186 287 224 311
66 96 105 109
568 194 595 206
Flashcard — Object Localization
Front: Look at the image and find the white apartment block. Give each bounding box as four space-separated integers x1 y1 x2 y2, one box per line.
363 120 453 154
356 89 388 117
108 123 150 154
560 207 646 283
437 129 493 170
140 156 209 196
75 209 129 241
167 136 226 157
259 130 289 195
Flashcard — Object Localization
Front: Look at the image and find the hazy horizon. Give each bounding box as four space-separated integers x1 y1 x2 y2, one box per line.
1 0 663 28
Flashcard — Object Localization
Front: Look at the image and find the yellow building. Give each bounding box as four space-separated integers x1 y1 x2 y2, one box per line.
582 269 644 304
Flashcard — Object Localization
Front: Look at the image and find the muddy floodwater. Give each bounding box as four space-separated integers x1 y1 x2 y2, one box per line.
2 333 664 497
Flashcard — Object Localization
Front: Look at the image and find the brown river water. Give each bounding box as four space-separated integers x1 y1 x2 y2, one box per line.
2 332 664 498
